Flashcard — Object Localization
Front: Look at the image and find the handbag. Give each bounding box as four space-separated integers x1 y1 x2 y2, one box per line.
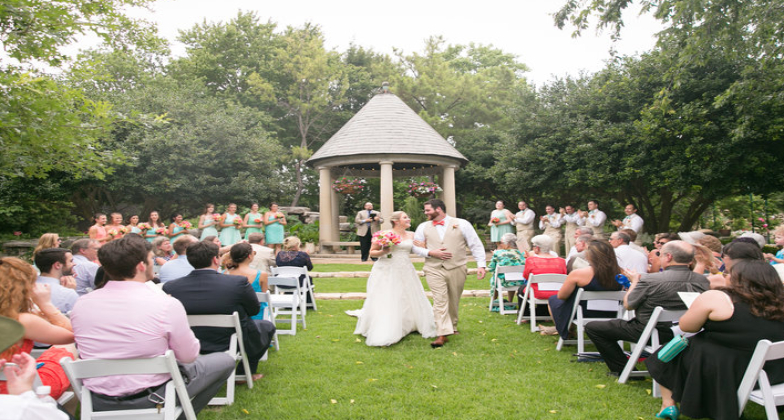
658 335 689 362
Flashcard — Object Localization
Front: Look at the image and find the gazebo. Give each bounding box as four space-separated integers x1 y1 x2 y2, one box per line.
307 84 468 249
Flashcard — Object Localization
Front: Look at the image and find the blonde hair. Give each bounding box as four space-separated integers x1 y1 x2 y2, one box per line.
774 225 784 237
389 211 405 228
282 236 301 251
152 236 171 257
33 233 59 255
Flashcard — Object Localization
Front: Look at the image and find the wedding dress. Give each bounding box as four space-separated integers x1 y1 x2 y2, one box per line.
348 239 437 346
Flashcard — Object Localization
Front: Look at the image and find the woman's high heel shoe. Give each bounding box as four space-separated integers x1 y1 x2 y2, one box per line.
655 405 679 420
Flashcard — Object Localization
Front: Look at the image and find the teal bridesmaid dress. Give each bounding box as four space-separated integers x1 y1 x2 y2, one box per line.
244 212 264 240
265 214 284 245
219 214 242 246
200 215 219 240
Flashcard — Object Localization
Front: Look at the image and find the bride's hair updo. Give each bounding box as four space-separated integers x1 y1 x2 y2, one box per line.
389 211 405 228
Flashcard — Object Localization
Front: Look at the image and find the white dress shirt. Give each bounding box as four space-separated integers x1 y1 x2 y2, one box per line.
620 213 644 234
515 209 535 225
583 209 607 227
561 212 583 225
614 244 649 274
539 213 562 230
412 216 487 268
35 275 78 315
73 254 99 296
157 256 194 283
0 391 69 420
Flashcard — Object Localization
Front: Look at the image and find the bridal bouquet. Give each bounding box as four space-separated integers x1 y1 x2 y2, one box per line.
372 230 402 247
138 223 152 231
180 221 192 229
212 213 221 221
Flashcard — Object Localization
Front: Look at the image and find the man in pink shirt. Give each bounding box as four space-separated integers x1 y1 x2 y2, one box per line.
70 235 234 414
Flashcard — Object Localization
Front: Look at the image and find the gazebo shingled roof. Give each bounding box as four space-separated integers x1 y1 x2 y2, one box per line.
307 91 467 175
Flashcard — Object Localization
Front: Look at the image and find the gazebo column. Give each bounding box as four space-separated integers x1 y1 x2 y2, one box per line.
330 180 340 242
318 167 334 247
442 165 457 217
380 161 394 229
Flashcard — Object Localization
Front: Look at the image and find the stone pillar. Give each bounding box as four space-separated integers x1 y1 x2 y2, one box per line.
380 161 394 229
442 165 457 217
330 176 340 242
318 167 334 247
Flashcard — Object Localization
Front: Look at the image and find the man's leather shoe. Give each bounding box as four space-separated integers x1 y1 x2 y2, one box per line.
431 336 448 348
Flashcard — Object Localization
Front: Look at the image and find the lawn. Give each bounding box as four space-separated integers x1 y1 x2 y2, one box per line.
196 297 771 420
315 274 487 294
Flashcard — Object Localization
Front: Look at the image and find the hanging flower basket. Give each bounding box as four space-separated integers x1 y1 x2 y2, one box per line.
408 181 443 198
332 177 366 195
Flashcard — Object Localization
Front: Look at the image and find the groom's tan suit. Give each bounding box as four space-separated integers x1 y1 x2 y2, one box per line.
417 218 485 336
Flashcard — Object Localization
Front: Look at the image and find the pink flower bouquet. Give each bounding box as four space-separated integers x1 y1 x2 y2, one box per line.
180 221 192 229
138 223 152 231
233 218 243 227
212 213 221 221
107 229 119 237
372 230 402 247
155 227 166 235
254 218 262 224
491 217 500 224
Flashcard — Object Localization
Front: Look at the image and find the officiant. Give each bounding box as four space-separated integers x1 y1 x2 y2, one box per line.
356 202 383 262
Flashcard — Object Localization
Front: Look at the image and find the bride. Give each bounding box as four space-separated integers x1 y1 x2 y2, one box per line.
349 211 437 346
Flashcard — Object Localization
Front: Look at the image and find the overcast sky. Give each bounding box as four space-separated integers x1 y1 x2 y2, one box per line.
124 0 664 85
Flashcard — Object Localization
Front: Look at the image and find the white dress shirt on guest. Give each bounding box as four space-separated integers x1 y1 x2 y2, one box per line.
158 257 194 283
73 254 99 296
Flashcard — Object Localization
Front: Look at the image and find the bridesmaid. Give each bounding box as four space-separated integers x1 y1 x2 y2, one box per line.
167 213 190 243
264 202 286 255
243 203 264 240
145 211 166 243
198 203 220 240
126 214 144 235
88 213 108 245
487 200 515 249
219 203 242 246
105 212 126 241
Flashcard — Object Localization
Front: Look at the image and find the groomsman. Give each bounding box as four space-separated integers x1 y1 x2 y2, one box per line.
578 200 607 240
513 200 536 252
355 202 382 262
612 204 644 244
560 205 583 256
539 205 563 257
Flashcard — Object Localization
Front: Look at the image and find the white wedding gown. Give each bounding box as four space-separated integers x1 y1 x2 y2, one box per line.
348 239 437 346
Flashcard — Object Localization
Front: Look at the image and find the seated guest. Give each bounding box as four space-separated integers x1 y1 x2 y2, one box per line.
225 243 276 347
152 236 175 269
0 258 76 400
487 232 526 307
707 241 764 289
692 244 720 275
739 231 766 249
565 227 594 261
276 236 314 288
609 231 648 274
697 235 724 270
648 232 678 273
158 235 198 283
163 241 268 381
585 240 710 377
71 235 234 415
34 248 78 315
201 235 232 256
518 235 567 308
620 228 647 256
543 240 623 337
566 234 593 273
647 260 784 420
0 318 69 420
71 239 100 295
247 233 276 273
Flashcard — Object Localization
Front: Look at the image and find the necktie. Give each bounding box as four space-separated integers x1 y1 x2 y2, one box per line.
433 220 445 226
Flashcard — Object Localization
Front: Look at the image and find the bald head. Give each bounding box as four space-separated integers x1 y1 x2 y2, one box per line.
661 240 695 265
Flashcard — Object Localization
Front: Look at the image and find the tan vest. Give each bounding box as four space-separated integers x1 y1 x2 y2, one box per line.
515 210 534 234
423 220 468 271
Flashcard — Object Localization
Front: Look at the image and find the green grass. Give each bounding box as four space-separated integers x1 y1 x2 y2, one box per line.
315 275 488 294
195 297 771 420
312 262 478 272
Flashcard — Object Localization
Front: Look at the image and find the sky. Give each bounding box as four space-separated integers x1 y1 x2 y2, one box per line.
123 0 665 85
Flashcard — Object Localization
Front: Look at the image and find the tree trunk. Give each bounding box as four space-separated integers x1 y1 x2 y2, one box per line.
678 195 713 232
290 159 303 207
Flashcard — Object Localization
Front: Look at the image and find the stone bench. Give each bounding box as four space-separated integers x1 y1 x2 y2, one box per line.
321 241 361 254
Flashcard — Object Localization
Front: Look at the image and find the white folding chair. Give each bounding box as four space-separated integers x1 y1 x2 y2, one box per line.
738 339 784 419
618 306 687 397
0 356 75 406
186 312 252 405
59 350 196 420
488 265 525 315
556 289 627 353
516 273 567 332
271 266 316 311
268 276 304 335
255 291 280 355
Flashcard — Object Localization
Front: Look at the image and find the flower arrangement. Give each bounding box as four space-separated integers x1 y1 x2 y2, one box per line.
138 223 152 231
408 181 442 197
180 221 192 229
372 230 402 247
118 226 129 235
276 212 285 220
107 228 119 237
491 217 500 224
212 213 221 221
155 227 166 235
254 218 262 224
233 218 243 227
332 177 366 194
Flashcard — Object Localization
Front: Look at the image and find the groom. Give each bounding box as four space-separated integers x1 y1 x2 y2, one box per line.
414 199 486 348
